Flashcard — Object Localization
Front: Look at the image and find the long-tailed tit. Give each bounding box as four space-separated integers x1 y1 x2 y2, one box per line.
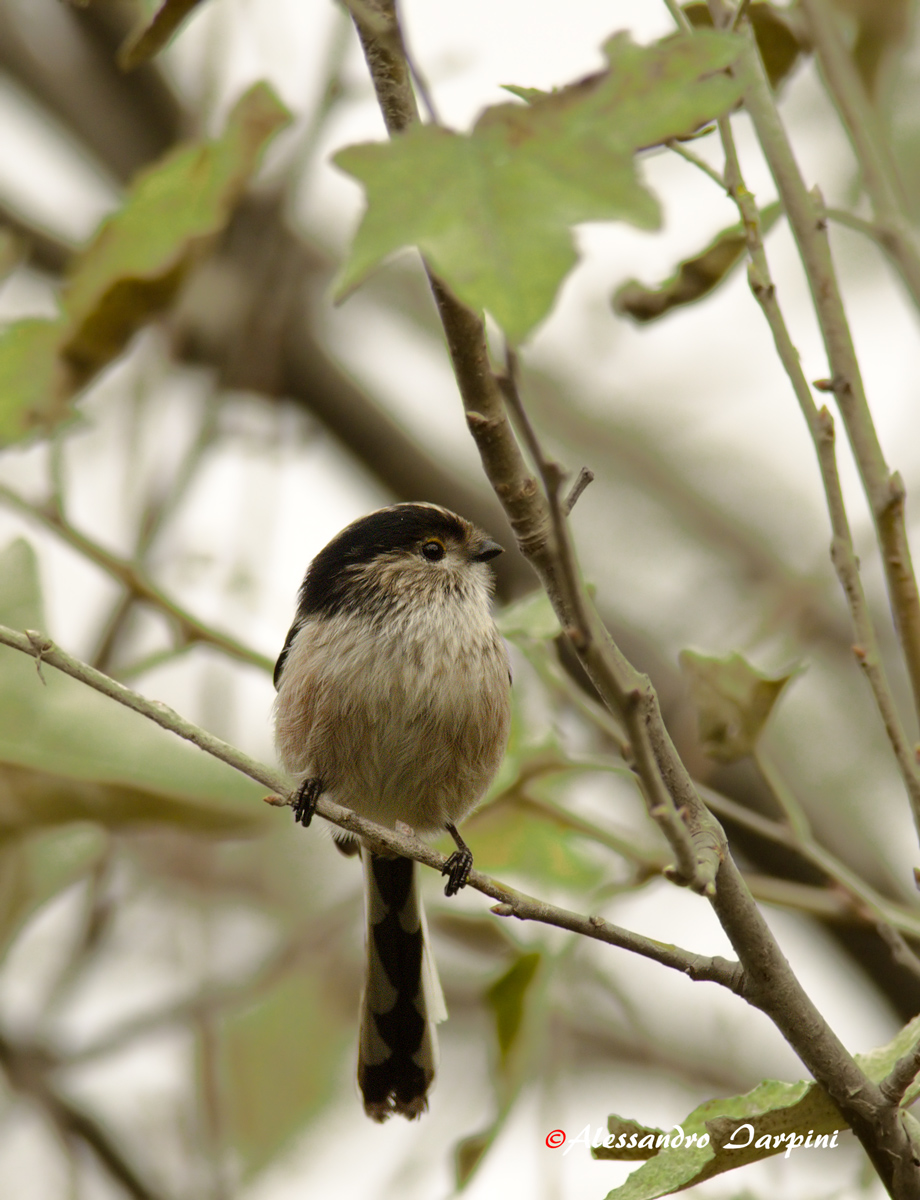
273 503 511 1120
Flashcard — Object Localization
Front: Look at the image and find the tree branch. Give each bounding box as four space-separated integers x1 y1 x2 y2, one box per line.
0 483 273 674
723 7 920 737
498 351 710 890
350 4 915 1192
0 0 184 185
881 1036 920 1105
0 1031 171 1200
710 108 920 838
0 621 742 990
798 0 920 312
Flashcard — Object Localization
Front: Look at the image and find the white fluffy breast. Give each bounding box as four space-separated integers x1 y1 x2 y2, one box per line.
273 578 510 837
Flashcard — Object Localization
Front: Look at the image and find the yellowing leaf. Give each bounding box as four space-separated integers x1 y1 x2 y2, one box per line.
613 201 782 322
454 951 551 1189
487 952 542 1067
678 649 797 762
0 84 290 448
464 796 603 889
455 1131 490 1188
599 1117 668 1162
0 317 74 444
62 83 290 382
0 762 262 837
335 31 746 341
684 2 808 91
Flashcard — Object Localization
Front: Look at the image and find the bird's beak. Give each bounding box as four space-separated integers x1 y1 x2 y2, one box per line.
470 537 503 563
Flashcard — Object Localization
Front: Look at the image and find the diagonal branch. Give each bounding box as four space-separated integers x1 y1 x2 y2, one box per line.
710 106 920 838
798 0 920 312
0 1031 171 1200
0 483 272 674
880 1036 920 1105
348 3 913 1192
720 6 920 737
0 0 184 186
0 621 741 990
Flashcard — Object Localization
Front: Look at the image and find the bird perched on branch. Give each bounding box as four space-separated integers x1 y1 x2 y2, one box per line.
273 503 511 1120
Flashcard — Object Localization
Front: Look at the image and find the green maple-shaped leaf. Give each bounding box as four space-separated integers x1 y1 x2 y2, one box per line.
594 1078 842 1198
334 30 747 342
594 1015 920 1199
0 83 289 449
62 82 290 382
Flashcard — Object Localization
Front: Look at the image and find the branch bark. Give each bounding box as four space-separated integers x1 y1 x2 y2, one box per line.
723 9 920 739
0 622 741 990
798 0 920 311
711 108 920 838
348 3 920 1192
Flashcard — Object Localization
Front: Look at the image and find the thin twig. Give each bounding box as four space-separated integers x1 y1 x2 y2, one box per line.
0 1032 170 1200
824 206 889 246
562 466 594 515
196 1010 230 1200
874 921 920 986
348 5 905 1186
513 637 628 753
880 1037 920 1105
66 908 357 1067
662 0 694 34
700 784 920 942
798 0 920 312
0 484 272 674
730 0 751 32
624 687 703 888
500 348 711 891
726 10 920 741
754 751 920 977
712 106 920 839
754 748 811 841
92 392 222 672
506 782 671 871
665 137 728 190
290 5 353 178
401 30 441 125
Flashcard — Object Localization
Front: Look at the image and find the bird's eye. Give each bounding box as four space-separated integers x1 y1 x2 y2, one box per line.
421 539 445 562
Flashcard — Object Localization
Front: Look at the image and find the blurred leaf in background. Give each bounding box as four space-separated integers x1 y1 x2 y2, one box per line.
0 0 918 1197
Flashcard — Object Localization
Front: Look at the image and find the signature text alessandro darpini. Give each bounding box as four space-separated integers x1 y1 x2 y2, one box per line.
556 1123 841 1159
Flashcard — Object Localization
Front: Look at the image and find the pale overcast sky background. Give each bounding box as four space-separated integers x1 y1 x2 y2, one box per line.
0 1 916 1196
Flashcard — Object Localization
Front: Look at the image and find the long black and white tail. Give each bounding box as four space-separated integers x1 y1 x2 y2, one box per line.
358 850 446 1121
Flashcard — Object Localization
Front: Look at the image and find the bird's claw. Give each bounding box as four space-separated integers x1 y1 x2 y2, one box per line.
441 847 473 897
293 778 322 827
